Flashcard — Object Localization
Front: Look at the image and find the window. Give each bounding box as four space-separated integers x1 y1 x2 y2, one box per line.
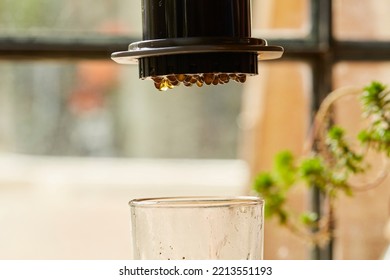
0 1 242 159
0 0 389 260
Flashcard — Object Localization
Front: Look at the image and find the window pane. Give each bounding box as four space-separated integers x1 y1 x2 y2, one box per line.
334 0 390 41
0 60 243 159
333 62 390 87
0 0 313 39
0 0 141 37
252 0 311 38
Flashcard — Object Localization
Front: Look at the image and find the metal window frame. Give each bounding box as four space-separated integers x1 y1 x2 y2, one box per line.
0 35 133 59
0 0 389 259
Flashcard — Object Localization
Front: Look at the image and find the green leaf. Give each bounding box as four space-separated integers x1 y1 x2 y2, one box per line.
300 212 319 228
328 126 345 141
253 172 274 194
363 81 386 96
273 151 296 186
299 157 325 178
358 130 370 143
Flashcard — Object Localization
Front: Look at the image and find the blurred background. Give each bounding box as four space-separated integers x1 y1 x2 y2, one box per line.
0 0 389 260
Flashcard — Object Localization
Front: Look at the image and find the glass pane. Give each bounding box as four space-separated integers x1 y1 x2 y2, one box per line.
333 62 390 87
0 0 141 37
334 0 390 41
0 60 243 159
252 0 311 38
0 0 312 39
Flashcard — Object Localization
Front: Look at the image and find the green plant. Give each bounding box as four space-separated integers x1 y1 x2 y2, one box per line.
253 81 390 246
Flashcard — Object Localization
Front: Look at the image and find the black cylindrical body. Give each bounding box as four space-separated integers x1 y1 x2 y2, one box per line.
142 0 252 39
139 0 258 79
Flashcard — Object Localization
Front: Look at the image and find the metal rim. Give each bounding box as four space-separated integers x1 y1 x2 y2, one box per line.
111 37 284 64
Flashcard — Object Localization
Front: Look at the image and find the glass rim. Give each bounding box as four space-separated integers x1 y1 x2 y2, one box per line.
129 196 263 208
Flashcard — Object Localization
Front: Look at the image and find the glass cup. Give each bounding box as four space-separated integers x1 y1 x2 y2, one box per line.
129 196 264 260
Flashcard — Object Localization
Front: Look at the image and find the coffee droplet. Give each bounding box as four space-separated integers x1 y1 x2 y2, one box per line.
212 76 219 85
151 73 247 91
183 81 192 87
154 82 161 90
176 74 186 82
167 75 177 82
203 74 214 85
159 80 170 91
171 80 179 86
238 74 247 83
219 74 229 83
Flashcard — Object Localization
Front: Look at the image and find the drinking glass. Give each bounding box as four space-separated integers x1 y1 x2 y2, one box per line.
129 196 264 260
